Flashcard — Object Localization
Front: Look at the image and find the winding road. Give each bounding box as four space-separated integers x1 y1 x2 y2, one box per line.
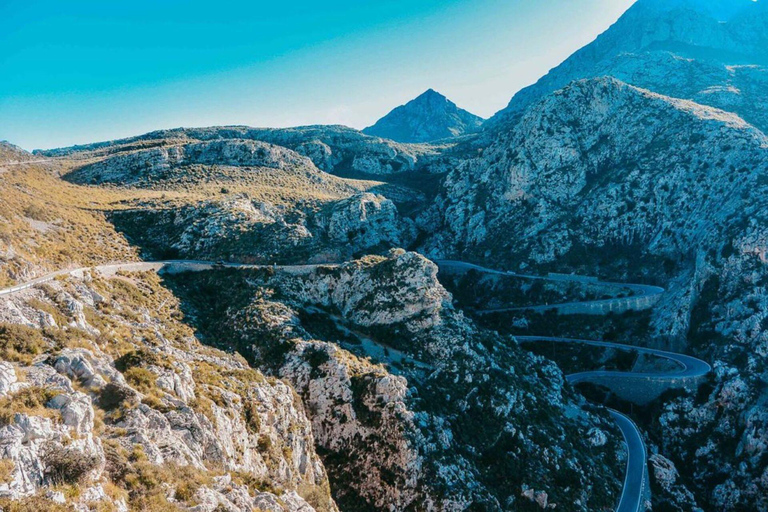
0 260 332 298
0 258 711 512
435 260 711 512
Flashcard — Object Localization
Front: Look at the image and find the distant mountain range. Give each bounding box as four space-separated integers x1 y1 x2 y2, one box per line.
363 89 484 143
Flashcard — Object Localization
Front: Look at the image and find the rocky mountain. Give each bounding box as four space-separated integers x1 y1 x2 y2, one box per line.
487 0 768 133
363 89 484 143
39 125 461 177
3 1 768 511
0 135 626 510
421 76 768 510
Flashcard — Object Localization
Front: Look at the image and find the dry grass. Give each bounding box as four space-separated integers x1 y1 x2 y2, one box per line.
0 458 15 483
0 387 62 426
0 323 48 364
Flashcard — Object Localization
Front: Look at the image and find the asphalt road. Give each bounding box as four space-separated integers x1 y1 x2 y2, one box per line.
0 260 333 298
436 259 665 314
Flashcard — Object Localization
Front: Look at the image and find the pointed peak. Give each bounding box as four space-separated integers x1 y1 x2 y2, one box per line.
363 90 484 143
414 89 449 103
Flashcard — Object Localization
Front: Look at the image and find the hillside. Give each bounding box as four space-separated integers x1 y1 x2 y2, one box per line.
363 89 484 143
39 125 458 177
0 154 629 511
0 142 34 164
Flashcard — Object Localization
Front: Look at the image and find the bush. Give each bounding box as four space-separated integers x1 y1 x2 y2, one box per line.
98 383 136 411
0 323 47 364
114 349 163 373
0 495 72 512
123 368 156 394
41 443 100 486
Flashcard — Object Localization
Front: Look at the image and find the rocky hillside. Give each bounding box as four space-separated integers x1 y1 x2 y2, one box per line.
0 162 337 511
40 125 460 177
422 76 768 510
0 152 630 510
363 89 484 143
166 250 625 511
488 0 768 133
423 77 768 267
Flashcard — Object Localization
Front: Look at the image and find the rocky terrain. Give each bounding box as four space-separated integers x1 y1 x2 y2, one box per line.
166 250 625 511
38 125 461 178
2 0 768 510
363 90 484 143
0 142 35 164
421 73 768 511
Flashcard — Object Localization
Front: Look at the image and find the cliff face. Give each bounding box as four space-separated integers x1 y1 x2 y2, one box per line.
363 90 484 143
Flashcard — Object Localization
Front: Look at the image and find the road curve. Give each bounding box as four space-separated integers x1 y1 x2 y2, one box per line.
436 260 711 512
610 410 647 512
436 260 666 315
0 260 336 298
516 337 711 384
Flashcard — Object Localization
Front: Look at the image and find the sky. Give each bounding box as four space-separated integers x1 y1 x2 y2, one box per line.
0 0 636 150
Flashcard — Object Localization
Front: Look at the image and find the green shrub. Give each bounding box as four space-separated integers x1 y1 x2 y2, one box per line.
98 383 135 411
114 349 163 372
123 368 156 394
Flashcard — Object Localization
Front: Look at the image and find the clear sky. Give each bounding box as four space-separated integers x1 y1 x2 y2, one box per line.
0 0 636 150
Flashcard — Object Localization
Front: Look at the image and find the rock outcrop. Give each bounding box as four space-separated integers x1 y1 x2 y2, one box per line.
0 271 335 511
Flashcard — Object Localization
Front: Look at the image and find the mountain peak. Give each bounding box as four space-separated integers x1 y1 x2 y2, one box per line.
363 90 484 143
487 0 768 132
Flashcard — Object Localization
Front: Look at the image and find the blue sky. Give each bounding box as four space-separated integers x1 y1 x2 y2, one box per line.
0 0 636 150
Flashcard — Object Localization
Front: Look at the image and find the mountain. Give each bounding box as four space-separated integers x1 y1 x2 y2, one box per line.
363 89 484 143
487 0 768 132
0 138 625 511
40 125 462 177
421 76 768 511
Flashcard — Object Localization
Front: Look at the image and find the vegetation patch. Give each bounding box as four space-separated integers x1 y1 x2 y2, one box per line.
0 323 48 364
0 387 62 426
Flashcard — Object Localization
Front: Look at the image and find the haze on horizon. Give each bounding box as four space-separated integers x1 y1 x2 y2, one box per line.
0 0 636 150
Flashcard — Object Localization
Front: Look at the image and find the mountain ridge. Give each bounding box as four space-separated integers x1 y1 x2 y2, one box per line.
486 0 768 132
